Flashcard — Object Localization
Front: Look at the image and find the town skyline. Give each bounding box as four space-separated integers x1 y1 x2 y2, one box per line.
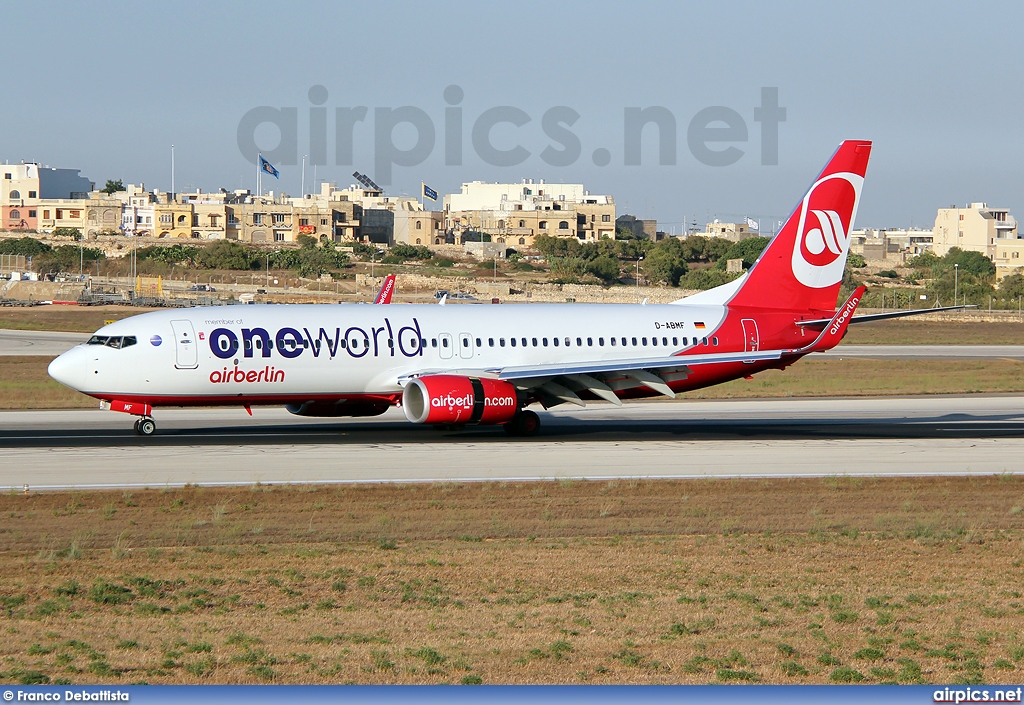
4 2 1024 231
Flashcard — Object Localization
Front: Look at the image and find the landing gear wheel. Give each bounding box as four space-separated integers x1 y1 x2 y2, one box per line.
136 418 156 436
132 419 141 434
505 410 540 437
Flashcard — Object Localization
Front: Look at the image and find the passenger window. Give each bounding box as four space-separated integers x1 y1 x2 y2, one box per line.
475 338 482 347
577 337 583 346
640 337 645 346
488 338 494 347
462 337 469 347
553 338 559 347
712 337 719 346
500 338 506 347
611 337 617 346
340 339 347 349
652 337 658 346
388 339 394 349
511 338 516 347
662 337 668 346
598 337 604 346
442 338 449 348
521 338 527 347
431 339 437 348
565 337 571 347
702 337 708 346
542 338 548 347
532 338 538 347
420 338 427 348
621 337 627 346
587 337 593 346
681 337 686 345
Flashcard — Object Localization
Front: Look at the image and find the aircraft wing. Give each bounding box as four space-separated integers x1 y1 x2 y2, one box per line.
797 304 976 329
397 348 785 406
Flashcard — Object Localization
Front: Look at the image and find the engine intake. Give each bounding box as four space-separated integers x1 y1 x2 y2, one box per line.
403 375 520 425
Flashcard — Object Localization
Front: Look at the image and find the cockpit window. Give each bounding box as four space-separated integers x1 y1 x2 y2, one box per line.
87 335 136 349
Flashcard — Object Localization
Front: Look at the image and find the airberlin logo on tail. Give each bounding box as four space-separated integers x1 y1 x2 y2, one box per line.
791 172 863 288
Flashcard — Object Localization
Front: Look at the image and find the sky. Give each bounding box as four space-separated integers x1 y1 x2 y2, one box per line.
3 0 1022 232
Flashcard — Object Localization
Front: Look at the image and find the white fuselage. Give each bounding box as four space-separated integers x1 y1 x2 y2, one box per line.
48 302 728 402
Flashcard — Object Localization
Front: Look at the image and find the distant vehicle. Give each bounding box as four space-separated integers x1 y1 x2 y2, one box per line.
449 292 477 300
256 288 267 294
238 293 256 304
188 284 216 292
434 290 449 299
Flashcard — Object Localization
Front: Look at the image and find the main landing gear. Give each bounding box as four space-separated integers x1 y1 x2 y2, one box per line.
504 409 540 437
133 417 157 436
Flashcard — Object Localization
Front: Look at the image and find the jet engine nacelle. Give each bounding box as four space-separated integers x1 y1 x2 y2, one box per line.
402 375 520 425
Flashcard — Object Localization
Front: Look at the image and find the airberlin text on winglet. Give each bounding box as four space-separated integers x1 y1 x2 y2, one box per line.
207 318 426 361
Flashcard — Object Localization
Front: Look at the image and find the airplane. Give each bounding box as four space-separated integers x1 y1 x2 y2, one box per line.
373 274 396 304
46 140 962 437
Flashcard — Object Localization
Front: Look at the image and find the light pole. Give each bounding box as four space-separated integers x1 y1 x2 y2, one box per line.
954 263 959 306
266 253 270 288
635 256 644 303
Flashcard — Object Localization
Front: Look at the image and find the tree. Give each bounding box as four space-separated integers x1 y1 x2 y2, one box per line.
943 247 995 277
585 255 621 284
642 238 689 286
715 236 771 270
101 179 124 194
847 252 867 268
195 240 258 270
0 237 51 256
998 273 1024 299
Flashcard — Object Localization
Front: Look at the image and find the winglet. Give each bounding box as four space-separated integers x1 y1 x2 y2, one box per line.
795 286 866 354
373 274 396 304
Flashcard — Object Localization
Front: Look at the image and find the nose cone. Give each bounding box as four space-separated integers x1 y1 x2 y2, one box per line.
48 348 86 391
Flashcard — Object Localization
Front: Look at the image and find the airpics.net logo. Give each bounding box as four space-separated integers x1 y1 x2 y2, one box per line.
237 85 787 185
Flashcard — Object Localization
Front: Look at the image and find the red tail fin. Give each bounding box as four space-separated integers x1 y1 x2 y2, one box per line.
374 275 396 304
729 140 871 313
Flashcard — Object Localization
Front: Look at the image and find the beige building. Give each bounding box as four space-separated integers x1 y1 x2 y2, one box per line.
701 220 758 243
1 163 93 207
933 202 1024 279
933 202 1018 258
394 207 442 246
443 179 615 248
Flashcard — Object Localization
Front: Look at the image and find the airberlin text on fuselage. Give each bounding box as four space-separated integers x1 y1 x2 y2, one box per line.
207 317 425 361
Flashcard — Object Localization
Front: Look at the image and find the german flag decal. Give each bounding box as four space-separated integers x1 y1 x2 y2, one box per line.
694 322 706 329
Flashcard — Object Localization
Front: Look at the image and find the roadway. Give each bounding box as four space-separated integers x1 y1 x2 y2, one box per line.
0 396 1021 490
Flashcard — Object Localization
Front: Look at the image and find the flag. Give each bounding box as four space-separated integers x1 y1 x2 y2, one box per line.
745 217 759 231
422 183 438 201
259 156 280 179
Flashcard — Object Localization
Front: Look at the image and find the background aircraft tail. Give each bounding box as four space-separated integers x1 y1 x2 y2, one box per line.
725 140 872 313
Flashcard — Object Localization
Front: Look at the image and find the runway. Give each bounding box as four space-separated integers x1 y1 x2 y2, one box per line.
818 344 1024 359
1 395 1022 490
0 329 88 356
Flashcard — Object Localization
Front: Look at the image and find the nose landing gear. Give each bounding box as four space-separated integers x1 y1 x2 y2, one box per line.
133 417 157 436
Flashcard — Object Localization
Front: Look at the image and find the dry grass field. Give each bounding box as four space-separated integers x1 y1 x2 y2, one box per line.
0 478 1022 686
